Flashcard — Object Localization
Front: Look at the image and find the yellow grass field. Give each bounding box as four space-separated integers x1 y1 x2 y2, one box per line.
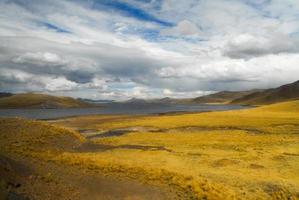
1 100 299 199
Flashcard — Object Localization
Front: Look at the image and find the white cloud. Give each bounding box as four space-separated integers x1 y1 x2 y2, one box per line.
0 68 33 83
0 68 78 92
13 52 65 66
42 76 78 91
223 33 298 58
161 20 200 36
1 0 299 99
163 89 173 95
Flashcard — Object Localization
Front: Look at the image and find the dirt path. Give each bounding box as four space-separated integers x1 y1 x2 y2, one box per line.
0 154 179 200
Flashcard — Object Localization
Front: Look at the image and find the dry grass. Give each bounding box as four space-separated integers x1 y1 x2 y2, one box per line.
90 130 299 199
1 100 299 199
51 100 299 199
56 100 299 135
0 118 84 155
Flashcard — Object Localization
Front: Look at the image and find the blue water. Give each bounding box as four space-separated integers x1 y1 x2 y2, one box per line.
0 102 249 120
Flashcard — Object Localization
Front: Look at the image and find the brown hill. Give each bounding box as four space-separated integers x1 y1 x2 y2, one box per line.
191 90 261 104
0 93 94 108
231 80 299 105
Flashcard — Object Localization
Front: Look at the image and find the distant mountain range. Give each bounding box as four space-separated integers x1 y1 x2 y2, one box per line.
77 98 115 104
123 90 262 105
0 80 298 108
189 90 263 104
123 97 187 104
124 80 299 106
0 92 13 98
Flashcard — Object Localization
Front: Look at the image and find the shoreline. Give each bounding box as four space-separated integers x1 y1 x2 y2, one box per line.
0 104 251 120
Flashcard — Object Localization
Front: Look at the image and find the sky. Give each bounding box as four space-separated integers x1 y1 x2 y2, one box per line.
1 0 299 100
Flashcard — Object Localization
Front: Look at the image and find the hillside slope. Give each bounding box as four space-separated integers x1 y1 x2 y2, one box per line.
231 80 299 105
0 92 13 98
0 118 83 152
253 99 299 113
0 93 94 108
191 90 261 104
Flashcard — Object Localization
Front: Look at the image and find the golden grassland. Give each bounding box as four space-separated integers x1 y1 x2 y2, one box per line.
1 100 299 199
55 100 299 134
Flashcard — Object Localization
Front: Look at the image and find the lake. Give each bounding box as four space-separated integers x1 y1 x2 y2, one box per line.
0 102 249 120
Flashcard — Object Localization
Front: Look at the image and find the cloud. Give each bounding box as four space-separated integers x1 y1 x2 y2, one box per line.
13 52 66 66
42 76 78 91
0 35 175 94
161 20 200 36
0 68 78 92
1 0 299 99
223 33 298 59
92 0 173 26
154 53 299 91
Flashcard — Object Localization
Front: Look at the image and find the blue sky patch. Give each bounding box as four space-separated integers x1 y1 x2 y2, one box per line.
92 0 173 26
243 0 271 10
38 22 71 33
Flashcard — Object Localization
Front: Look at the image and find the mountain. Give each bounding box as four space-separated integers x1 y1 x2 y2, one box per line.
123 97 191 104
122 92 261 105
0 93 95 109
124 98 149 104
155 97 186 104
231 80 299 105
78 98 115 104
0 92 13 98
254 99 299 113
190 90 262 104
